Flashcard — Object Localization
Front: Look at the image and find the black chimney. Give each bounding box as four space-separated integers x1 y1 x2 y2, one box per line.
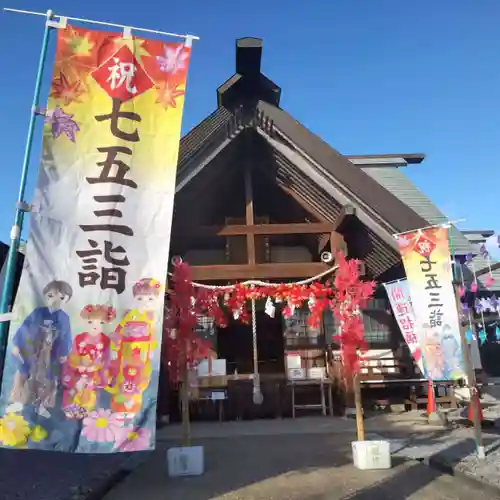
217 37 281 109
236 37 262 77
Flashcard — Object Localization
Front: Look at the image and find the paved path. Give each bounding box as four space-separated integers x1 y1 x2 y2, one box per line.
0 449 131 500
103 434 498 500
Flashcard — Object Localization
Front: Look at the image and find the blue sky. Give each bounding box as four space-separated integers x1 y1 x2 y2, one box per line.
0 0 498 257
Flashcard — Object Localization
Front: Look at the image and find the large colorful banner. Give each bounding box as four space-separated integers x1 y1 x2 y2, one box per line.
395 227 466 381
0 26 190 452
383 279 424 375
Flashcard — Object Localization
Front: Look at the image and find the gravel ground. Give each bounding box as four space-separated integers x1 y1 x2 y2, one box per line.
389 404 500 491
102 434 498 500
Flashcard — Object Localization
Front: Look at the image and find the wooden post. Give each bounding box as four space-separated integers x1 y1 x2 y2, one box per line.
181 345 191 447
353 373 365 441
454 285 485 459
244 164 256 265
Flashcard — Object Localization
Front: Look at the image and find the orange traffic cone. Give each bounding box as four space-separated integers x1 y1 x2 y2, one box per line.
427 380 436 415
467 390 484 422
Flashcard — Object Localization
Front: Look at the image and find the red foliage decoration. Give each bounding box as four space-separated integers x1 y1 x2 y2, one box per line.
163 253 375 381
162 262 214 383
210 282 337 328
330 252 376 375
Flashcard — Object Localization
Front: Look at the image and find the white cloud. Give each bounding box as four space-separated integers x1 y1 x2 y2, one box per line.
485 233 500 260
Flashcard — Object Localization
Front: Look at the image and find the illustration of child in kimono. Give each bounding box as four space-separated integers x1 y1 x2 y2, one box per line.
6 280 73 418
440 325 463 379
62 305 116 415
421 325 445 380
106 278 161 419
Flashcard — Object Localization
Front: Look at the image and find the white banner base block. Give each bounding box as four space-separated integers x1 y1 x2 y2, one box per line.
352 440 391 470
167 446 204 477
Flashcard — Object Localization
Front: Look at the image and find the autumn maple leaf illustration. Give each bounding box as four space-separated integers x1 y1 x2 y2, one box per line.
51 73 85 105
45 106 80 142
156 44 189 74
155 81 185 109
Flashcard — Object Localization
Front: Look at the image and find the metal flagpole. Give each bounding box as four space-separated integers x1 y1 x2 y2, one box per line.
0 10 54 375
448 232 485 459
393 219 467 238
3 8 200 40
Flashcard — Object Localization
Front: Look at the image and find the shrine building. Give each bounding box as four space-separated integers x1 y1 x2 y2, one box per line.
160 37 500 421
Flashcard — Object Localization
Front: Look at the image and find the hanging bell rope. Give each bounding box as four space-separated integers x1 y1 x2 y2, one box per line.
251 291 263 405
168 256 338 407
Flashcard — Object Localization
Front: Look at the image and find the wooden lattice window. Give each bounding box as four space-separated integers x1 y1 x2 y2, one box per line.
283 308 324 348
323 298 392 346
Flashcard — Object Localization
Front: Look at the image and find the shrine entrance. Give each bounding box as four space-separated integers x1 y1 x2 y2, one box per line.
217 308 285 377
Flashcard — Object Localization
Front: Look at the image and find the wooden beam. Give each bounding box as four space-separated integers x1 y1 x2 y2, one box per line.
177 222 335 237
278 183 326 222
358 261 366 276
318 233 330 253
244 164 256 264
330 232 347 256
332 205 357 231
190 262 332 281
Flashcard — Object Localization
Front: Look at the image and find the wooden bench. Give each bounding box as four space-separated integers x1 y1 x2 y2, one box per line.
359 358 457 410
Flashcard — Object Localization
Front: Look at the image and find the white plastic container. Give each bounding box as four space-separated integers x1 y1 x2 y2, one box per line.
167 446 204 477
352 440 391 470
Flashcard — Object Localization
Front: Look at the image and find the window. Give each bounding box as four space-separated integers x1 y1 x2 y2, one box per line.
363 298 391 344
283 308 323 348
195 314 217 347
362 312 391 344
323 298 392 345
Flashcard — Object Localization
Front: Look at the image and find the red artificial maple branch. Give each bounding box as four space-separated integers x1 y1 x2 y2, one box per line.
162 262 214 383
163 254 375 380
330 252 376 376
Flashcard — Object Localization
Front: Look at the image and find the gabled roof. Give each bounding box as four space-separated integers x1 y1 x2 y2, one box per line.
358 165 474 256
255 100 428 234
174 103 428 277
173 37 444 278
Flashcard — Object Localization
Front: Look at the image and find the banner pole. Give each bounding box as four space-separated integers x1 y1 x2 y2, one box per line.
449 233 485 459
4 8 200 40
393 219 466 239
0 9 53 374
455 285 485 458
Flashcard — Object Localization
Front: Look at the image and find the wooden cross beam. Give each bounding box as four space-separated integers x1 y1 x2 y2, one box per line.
175 222 336 237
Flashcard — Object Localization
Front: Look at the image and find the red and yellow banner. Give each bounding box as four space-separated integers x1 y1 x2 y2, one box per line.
0 26 191 453
396 227 465 380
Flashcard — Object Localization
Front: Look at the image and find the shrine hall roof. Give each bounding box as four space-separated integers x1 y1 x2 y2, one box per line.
173 37 475 277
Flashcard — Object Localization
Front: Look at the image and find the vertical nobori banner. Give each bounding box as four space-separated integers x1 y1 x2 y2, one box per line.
395 227 466 381
383 279 424 375
0 25 191 453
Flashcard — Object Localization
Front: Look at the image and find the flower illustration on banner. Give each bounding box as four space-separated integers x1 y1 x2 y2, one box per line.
82 409 124 443
64 404 88 420
45 106 80 142
51 72 85 105
156 44 189 74
155 81 185 109
114 425 152 452
0 413 31 447
30 425 48 443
